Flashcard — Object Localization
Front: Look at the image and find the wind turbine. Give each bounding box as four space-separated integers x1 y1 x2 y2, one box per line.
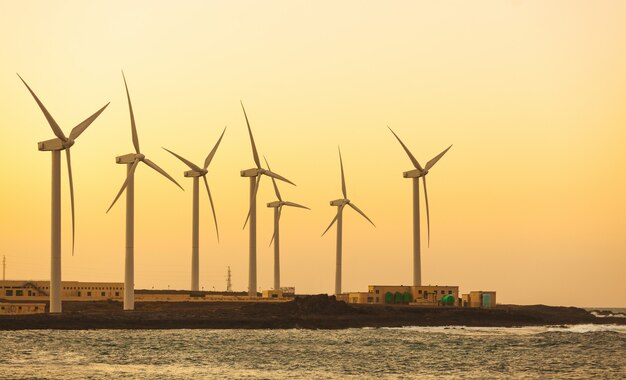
388 127 451 286
163 127 226 291
107 72 183 310
322 147 375 295
239 101 295 296
18 74 109 313
264 157 309 291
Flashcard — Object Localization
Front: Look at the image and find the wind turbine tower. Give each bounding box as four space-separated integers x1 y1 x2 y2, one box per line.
239 102 295 296
2 255 5 281
322 148 375 295
265 158 309 290
163 127 226 291
19 74 109 313
107 72 183 310
388 127 452 286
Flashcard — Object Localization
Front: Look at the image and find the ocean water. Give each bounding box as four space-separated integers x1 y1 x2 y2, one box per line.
0 325 624 379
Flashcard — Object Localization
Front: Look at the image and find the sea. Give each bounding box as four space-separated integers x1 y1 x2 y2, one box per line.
0 324 624 379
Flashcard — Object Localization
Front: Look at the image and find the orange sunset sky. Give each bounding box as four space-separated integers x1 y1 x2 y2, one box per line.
0 1 624 307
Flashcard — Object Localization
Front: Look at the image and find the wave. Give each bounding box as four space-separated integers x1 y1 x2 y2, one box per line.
379 324 626 335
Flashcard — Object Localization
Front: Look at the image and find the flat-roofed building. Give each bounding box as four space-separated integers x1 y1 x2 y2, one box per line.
462 291 496 308
0 280 124 301
337 285 460 306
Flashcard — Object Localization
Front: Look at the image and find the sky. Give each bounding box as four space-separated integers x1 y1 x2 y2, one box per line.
0 1 624 307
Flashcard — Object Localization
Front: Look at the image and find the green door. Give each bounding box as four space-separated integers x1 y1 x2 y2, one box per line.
402 292 411 304
394 292 403 303
385 292 394 304
482 293 492 308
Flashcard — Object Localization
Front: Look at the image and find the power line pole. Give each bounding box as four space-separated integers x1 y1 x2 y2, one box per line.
226 266 232 292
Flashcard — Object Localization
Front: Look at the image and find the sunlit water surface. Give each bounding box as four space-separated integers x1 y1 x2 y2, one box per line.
0 325 624 379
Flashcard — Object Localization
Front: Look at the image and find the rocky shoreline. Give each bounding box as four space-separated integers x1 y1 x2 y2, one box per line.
0 295 623 330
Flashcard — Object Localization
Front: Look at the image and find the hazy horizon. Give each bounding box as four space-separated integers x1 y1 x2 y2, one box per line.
1 1 625 308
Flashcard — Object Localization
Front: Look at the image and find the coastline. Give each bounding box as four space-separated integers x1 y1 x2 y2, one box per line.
1 295 624 330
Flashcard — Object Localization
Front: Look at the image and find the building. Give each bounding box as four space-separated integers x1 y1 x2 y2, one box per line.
0 301 46 315
337 285 460 306
261 289 284 299
462 291 496 308
0 280 124 301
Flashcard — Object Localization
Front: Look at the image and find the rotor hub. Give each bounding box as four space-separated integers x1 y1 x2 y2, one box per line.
136 153 145 160
62 139 75 149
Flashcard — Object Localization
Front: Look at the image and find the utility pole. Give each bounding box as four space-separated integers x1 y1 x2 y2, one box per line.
2 255 5 281
226 266 232 292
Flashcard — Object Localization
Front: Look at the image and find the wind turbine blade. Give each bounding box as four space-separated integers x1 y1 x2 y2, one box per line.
66 149 76 255
17 74 67 141
339 147 347 198
322 205 345 236
69 102 110 140
264 170 295 186
203 175 219 243
122 71 141 154
269 206 281 247
204 127 226 169
240 101 261 168
163 147 202 172
269 231 275 247
143 158 184 190
425 145 453 171
422 176 431 247
388 126 423 171
263 157 282 201
107 160 139 213
283 201 310 210
348 203 375 227
243 176 261 229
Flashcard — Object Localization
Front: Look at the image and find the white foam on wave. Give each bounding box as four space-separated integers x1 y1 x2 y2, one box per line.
381 324 626 335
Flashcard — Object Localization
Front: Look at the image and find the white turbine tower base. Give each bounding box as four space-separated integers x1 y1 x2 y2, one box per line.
107 72 183 311
389 127 452 287
240 102 295 297
163 128 225 291
19 74 109 313
323 147 375 296
265 157 309 291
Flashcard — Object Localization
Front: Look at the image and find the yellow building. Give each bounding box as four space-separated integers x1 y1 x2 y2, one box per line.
261 289 284 299
337 285 460 306
0 280 124 301
462 291 497 308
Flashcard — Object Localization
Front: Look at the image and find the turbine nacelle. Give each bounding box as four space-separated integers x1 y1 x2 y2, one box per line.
116 153 144 164
267 200 282 208
240 167 262 177
403 169 427 178
330 199 350 207
184 169 208 178
38 137 66 151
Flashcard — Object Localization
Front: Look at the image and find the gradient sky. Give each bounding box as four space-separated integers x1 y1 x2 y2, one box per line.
1 1 624 307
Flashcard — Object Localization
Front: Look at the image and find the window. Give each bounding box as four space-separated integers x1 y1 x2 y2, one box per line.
115 292 120 297
16 290 23 297
418 290 422 294
449 291 452 294
367 297 373 303
78 292 81 297
101 292 105 297
376 297 379 303
87 292 92 296
375 289 380 294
